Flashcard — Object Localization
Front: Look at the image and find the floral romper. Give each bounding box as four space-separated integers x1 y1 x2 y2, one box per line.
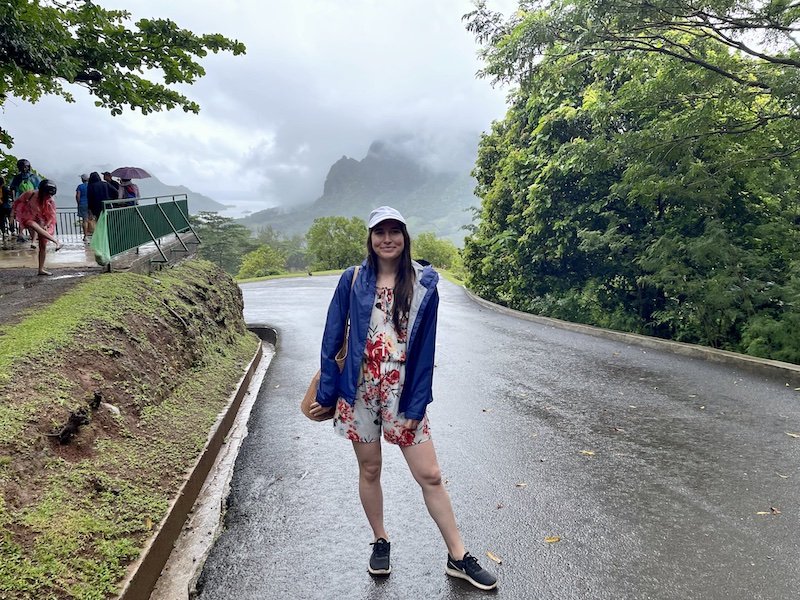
333 287 431 447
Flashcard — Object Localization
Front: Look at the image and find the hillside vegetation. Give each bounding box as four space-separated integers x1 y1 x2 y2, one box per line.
463 0 800 363
243 140 480 245
0 260 259 598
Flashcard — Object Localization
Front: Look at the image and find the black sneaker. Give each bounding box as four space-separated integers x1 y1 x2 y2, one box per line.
368 538 391 576
446 552 498 590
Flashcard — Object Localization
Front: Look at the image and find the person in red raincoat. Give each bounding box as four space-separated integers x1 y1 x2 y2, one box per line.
13 179 62 275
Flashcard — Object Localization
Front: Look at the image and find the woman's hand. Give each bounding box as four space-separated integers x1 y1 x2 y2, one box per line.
401 418 420 431
308 401 334 420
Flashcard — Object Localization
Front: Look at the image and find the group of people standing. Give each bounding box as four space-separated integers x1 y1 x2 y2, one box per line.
1 159 141 275
76 171 140 240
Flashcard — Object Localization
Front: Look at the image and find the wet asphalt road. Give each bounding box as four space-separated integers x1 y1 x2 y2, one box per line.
196 276 800 600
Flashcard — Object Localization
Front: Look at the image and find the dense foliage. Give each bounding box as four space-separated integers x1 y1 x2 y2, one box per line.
190 212 257 275
306 216 368 271
236 245 287 279
0 0 245 150
256 225 308 271
413 232 460 270
463 0 800 362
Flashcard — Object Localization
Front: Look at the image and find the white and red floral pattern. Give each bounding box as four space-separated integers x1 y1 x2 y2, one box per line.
333 287 430 446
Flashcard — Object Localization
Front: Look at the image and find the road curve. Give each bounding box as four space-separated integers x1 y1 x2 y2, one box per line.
196 276 800 600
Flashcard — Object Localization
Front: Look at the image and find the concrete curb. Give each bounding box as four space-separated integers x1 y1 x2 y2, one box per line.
112 233 199 275
464 288 800 384
116 329 270 600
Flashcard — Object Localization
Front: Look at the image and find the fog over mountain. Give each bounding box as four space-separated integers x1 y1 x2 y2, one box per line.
4 0 513 212
242 136 481 245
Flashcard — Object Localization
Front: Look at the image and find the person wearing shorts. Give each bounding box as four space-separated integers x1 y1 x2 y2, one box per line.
75 174 91 241
309 206 498 591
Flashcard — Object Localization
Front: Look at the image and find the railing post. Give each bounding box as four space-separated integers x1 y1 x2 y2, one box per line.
155 203 189 253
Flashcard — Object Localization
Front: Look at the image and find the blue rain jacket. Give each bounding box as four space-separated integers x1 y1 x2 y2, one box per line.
316 260 439 421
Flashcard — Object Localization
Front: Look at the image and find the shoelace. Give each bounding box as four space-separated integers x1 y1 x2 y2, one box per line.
371 539 390 555
460 553 480 571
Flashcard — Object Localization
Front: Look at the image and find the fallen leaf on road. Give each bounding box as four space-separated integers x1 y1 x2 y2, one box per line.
580 450 595 456
544 536 561 543
777 473 789 479
144 517 153 531
482 408 493 413
755 507 781 515
486 551 503 564
785 432 800 438
516 482 528 488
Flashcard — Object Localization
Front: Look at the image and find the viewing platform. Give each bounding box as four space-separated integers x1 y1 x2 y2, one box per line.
0 194 199 275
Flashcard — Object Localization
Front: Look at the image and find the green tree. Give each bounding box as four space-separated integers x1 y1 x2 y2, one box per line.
190 212 257 275
306 216 367 271
413 232 459 270
237 245 287 279
257 225 308 271
0 0 245 148
462 2 800 361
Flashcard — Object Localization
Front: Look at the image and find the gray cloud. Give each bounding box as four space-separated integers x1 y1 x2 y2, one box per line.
2 0 513 213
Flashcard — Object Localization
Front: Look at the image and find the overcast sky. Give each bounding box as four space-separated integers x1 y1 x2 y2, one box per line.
4 0 514 213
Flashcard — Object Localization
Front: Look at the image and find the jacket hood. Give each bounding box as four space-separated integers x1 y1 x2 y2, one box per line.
413 260 439 289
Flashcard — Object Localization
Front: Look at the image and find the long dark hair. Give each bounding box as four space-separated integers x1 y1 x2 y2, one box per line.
367 222 415 334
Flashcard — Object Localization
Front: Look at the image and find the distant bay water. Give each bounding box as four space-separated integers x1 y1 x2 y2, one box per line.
200 190 278 219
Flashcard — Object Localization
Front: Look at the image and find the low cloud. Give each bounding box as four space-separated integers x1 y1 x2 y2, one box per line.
3 0 512 210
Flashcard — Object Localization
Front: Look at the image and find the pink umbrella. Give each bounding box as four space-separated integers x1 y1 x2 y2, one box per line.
111 167 152 179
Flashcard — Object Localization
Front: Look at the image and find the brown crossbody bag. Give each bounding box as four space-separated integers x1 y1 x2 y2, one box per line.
300 266 359 421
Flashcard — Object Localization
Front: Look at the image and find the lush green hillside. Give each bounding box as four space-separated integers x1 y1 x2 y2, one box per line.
463 1 800 364
242 141 479 246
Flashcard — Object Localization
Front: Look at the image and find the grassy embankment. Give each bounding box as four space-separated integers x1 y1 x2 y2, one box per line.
0 260 259 599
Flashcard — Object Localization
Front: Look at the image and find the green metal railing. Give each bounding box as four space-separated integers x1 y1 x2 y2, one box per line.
102 194 200 264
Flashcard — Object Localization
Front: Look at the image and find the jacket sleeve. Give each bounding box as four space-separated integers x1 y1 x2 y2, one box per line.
316 267 355 407
402 289 439 421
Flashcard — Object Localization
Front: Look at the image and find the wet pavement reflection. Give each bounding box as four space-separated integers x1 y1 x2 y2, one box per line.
196 276 800 600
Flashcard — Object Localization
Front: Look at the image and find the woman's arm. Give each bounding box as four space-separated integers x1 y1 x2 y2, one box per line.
401 289 439 421
316 267 356 407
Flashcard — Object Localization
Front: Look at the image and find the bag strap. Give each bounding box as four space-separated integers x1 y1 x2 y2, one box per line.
339 266 359 353
343 265 359 328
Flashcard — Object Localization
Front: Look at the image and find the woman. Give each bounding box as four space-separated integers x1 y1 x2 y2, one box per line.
13 179 62 275
309 206 498 591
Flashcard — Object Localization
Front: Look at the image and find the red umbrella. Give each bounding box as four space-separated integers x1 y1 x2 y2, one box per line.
111 166 152 179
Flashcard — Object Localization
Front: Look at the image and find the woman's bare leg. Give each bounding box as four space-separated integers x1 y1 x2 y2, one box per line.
37 240 49 274
352 440 388 541
27 222 58 245
400 439 466 559
27 223 59 275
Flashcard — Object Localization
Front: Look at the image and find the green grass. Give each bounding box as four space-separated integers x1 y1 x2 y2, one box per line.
438 268 465 286
236 268 343 284
0 274 166 385
0 260 260 599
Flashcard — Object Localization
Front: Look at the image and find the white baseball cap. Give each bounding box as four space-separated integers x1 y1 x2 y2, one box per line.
368 206 406 229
